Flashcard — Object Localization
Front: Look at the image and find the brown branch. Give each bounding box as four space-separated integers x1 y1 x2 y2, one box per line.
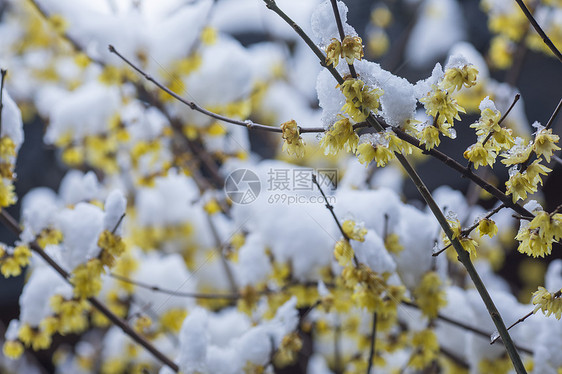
109 272 241 300
513 0 562 63
544 97 562 131
108 45 326 134
0 69 6 136
0 210 179 372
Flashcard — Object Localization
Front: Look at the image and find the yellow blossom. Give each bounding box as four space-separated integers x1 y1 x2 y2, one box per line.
356 142 376 166
410 329 439 369
274 332 302 367
334 239 354 266
443 218 478 257
0 137 16 159
71 259 103 299
98 230 125 268
384 233 403 254
464 142 496 169
160 309 187 332
489 35 513 69
413 272 447 318
325 38 342 67
0 179 16 207
420 85 465 126
441 64 479 91
525 159 551 187
531 287 561 319
1 257 22 277
320 116 358 155
280 120 305 158
339 79 383 121
3 340 24 359
419 125 441 150
200 26 217 45
371 6 392 28
471 107 502 137
478 218 498 238
505 171 536 202
341 35 364 64
491 127 515 150
342 220 367 242
515 225 552 258
37 228 63 248
533 127 560 162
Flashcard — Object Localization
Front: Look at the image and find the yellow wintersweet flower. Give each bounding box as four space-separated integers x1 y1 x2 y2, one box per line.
525 159 551 187
341 35 364 65
160 308 187 332
441 64 479 92
334 239 354 266
200 26 217 45
505 171 535 202
533 127 560 162
342 220 367 242
419 125 441 150
274 332 302 367
1 257 22 277
37 228 63 249
491 127 515 151
57 299 89 334
2 340 24 359
0 137 16 159
18 324 51 351
325 38 342 67
471 107 502 137
371 6 392 28
410 329 439 370
420 85 465 126
356 142 377 166
501 138 533 166
443 218 478 257
339 79 383 122
532 286 561 319
478 218 498 238
515 226 552 258
464 142 496 169
280 120 305 158
98 230 125 268
320 116 358 155
384 233 403 254
71 259 103 299
489 35 513 69
0 179 16 207
413 272 447 318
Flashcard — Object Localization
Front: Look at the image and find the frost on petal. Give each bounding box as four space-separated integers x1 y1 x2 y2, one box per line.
479 96 498 113
178 308 209 374
57 202 104 269
1 89 24 152
310 0 356 47
103 189 126 232
405 0 465 68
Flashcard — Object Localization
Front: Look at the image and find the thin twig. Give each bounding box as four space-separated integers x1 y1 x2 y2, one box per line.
490 310 533 344
111 213 126 235
0 69 6 136
513 0 562 63
312 174 349 241
109 273 241 300
329 0 357 78
544 97 562 131
0 210 179 372
366 312 377 374
108 45 326 134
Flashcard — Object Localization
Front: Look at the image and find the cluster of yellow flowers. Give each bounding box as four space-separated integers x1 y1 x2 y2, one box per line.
339 78 384 122
0 244 31 278
413 271 447 319
320 116 358 155
515 210 562 258
0 136 17 208
443 217 479 257
280 119 305 158
531 286 562 319
503 127 559 202
325 35 364 67
417 65 476 150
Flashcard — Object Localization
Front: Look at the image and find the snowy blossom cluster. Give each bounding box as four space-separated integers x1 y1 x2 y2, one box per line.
0 0 561 374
